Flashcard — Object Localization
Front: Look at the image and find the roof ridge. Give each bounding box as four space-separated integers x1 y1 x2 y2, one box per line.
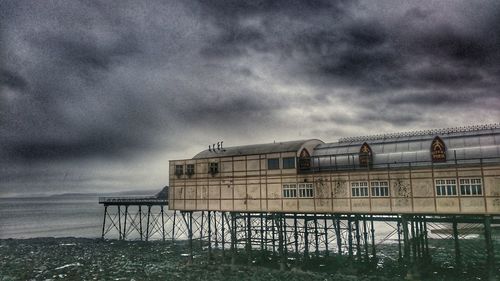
337 123 500 144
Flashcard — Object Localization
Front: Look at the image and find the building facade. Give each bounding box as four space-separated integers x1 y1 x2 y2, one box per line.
169 125 500 215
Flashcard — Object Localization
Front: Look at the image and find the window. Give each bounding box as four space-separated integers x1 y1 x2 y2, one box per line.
460 178 482 196
298 183 314 198
283 184 297 198
435 179 457 196
371 181 389 197
209 162 218 175
283 157 296 169
175 165 183 176
186 164 195 176
268 158 280 170
351 182 369 197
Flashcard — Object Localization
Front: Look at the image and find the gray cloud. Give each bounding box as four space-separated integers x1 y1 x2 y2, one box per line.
1 0 499 196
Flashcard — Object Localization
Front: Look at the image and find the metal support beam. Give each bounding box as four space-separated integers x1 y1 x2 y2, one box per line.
101 205 107 239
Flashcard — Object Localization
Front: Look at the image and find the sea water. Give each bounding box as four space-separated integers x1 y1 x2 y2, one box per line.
0 196 103 239
0 195 400 241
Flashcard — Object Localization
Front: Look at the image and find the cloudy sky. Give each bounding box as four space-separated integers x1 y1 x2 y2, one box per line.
1 0 499 196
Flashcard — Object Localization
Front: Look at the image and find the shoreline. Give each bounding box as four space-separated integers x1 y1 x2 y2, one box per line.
1 237 498 280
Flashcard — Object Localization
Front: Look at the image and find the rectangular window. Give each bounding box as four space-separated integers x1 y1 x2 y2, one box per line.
371 181 389 197
209 162 219 175
298 183 313 198
351 182 369 197
268 158 280 170
283 184 297 198
175 165 183 176
460 178 482 196
435 179 457 196
282 157 296 169
186 164 195 175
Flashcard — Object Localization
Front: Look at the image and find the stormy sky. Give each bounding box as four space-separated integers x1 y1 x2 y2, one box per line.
1 0 499 196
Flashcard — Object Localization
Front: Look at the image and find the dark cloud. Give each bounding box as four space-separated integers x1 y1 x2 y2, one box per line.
1 0 500 196
0 69 28 90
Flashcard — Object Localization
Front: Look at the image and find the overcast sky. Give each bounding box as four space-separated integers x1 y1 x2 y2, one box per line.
1 0 499 196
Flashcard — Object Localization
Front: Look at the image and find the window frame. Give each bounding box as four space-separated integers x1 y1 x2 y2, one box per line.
459 178 482 196
186 164 195 176
174 165 184 176
267 158 280 170
282 157 296 169
208 162 219 176
298 183 314 198
435 179 457 196
351 181 369 197
282 184 297 198
370 181 389 197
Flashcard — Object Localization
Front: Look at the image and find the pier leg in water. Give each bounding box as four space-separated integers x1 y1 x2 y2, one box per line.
278 214 286 271
161 206 165 241
171 210 175 242
118 205 122 240
397 218 402 261
139 206 143 241
363 216 369 262
101 205 107 239
484 215 496 281
370 216 376 262
348 216 353 259
123 205 128 240
188 212 193 265
324 216 329 257
246 213 252 265
335 215 342 256
208 211 212 261
146 205 151 241
452 218 461 267
231 212 237 267
402 215 410 265
314 216 319 257
355 216 361 261
304 214 309 260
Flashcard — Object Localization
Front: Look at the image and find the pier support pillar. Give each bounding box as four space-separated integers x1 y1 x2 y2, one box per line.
230 212 237 267
402 215 410 264
452 218 461 267
277 214 286 271
484 215 495 280
101 205 108 239
208 211 212 260
335 215 342 256
370 216 376 261
123 205 128 240
118 205 122 240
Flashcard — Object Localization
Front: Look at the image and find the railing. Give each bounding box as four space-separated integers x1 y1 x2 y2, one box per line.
98 196 168 205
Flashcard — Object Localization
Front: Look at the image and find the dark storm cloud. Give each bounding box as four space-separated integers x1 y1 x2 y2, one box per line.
1 0 500 195
0 69 28 90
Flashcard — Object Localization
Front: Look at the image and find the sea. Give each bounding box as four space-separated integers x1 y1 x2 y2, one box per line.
0 194 402 241
0 195 105 239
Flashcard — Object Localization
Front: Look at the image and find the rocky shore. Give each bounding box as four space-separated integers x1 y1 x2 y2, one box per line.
0 237 496 280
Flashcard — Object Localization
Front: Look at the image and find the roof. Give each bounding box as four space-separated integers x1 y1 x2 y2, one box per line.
193 139 322 159
312 124 500 167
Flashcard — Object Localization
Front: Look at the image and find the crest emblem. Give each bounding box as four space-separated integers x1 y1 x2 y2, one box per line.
431 136 446 162
359 142 372 167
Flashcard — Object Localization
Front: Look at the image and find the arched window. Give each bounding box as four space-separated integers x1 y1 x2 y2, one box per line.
298 148 311 170
431 136 446 162
359 142 373 168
